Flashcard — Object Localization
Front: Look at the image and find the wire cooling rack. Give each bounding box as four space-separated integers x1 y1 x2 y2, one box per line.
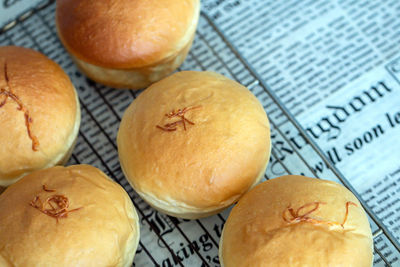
1 1 399 266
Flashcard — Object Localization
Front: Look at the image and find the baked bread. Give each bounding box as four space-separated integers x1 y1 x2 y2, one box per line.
117 71 271 219
56 0 200 89
0 46 80 186
219 175 374 267
0 165 140 266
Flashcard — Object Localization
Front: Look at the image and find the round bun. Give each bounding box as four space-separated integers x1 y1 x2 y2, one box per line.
56 0 200 89
0 46 80 186
219 175 373 267
0 165 140 266
117 71 271 219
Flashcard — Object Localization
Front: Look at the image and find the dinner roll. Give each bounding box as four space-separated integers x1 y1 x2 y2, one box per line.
56 0 200 89
0 165 140 267
0 46 80 186
219 175 373 267
117 71 271 219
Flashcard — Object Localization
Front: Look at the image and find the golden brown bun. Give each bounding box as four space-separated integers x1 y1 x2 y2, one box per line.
0 46 80 186
0 165 140 267
219 175 373 267
117 71 271 218
56 0 200 89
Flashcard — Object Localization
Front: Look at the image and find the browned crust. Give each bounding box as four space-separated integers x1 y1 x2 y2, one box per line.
0 165 140 266
117 71 271 217
56 0 200 69
220 175 374 267
0 46 80 184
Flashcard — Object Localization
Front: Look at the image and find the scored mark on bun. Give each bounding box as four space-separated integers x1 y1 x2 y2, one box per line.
156 105 202 132
29 184 82 222
42 184 56 192
0 61 39 151
282 201 357 228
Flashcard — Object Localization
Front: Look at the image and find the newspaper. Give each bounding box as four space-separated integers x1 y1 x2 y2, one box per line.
0 0 41 29
0 0 399 266
203 0 400 264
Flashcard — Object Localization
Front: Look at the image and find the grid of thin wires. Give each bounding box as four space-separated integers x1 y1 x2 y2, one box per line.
0 0 398 266
201 13 400 266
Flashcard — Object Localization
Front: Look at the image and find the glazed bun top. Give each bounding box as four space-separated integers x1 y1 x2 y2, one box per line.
220 175 373 267
0 165 139 267
0 46 80 186
56 0 200 68
118 71 271 216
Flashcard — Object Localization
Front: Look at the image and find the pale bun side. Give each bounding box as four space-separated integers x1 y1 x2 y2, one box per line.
69 36 194 89
118 71 271 219
0 46 80 186
219 175 373 267
56 0 199 89
0 165 140 267
133 159 268 219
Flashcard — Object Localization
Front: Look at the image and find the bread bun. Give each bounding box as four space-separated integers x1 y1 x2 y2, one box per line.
56 0 200 89
117 71 271 219
219 175 373 267
0 165 140 266
0 46 80 186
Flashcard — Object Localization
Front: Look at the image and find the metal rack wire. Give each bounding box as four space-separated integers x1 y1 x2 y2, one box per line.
0 0 399 266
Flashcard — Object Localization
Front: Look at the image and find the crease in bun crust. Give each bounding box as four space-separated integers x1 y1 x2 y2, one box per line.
118 71 271 219
219 175 374 267
0 165 140 267
0 46 80 186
